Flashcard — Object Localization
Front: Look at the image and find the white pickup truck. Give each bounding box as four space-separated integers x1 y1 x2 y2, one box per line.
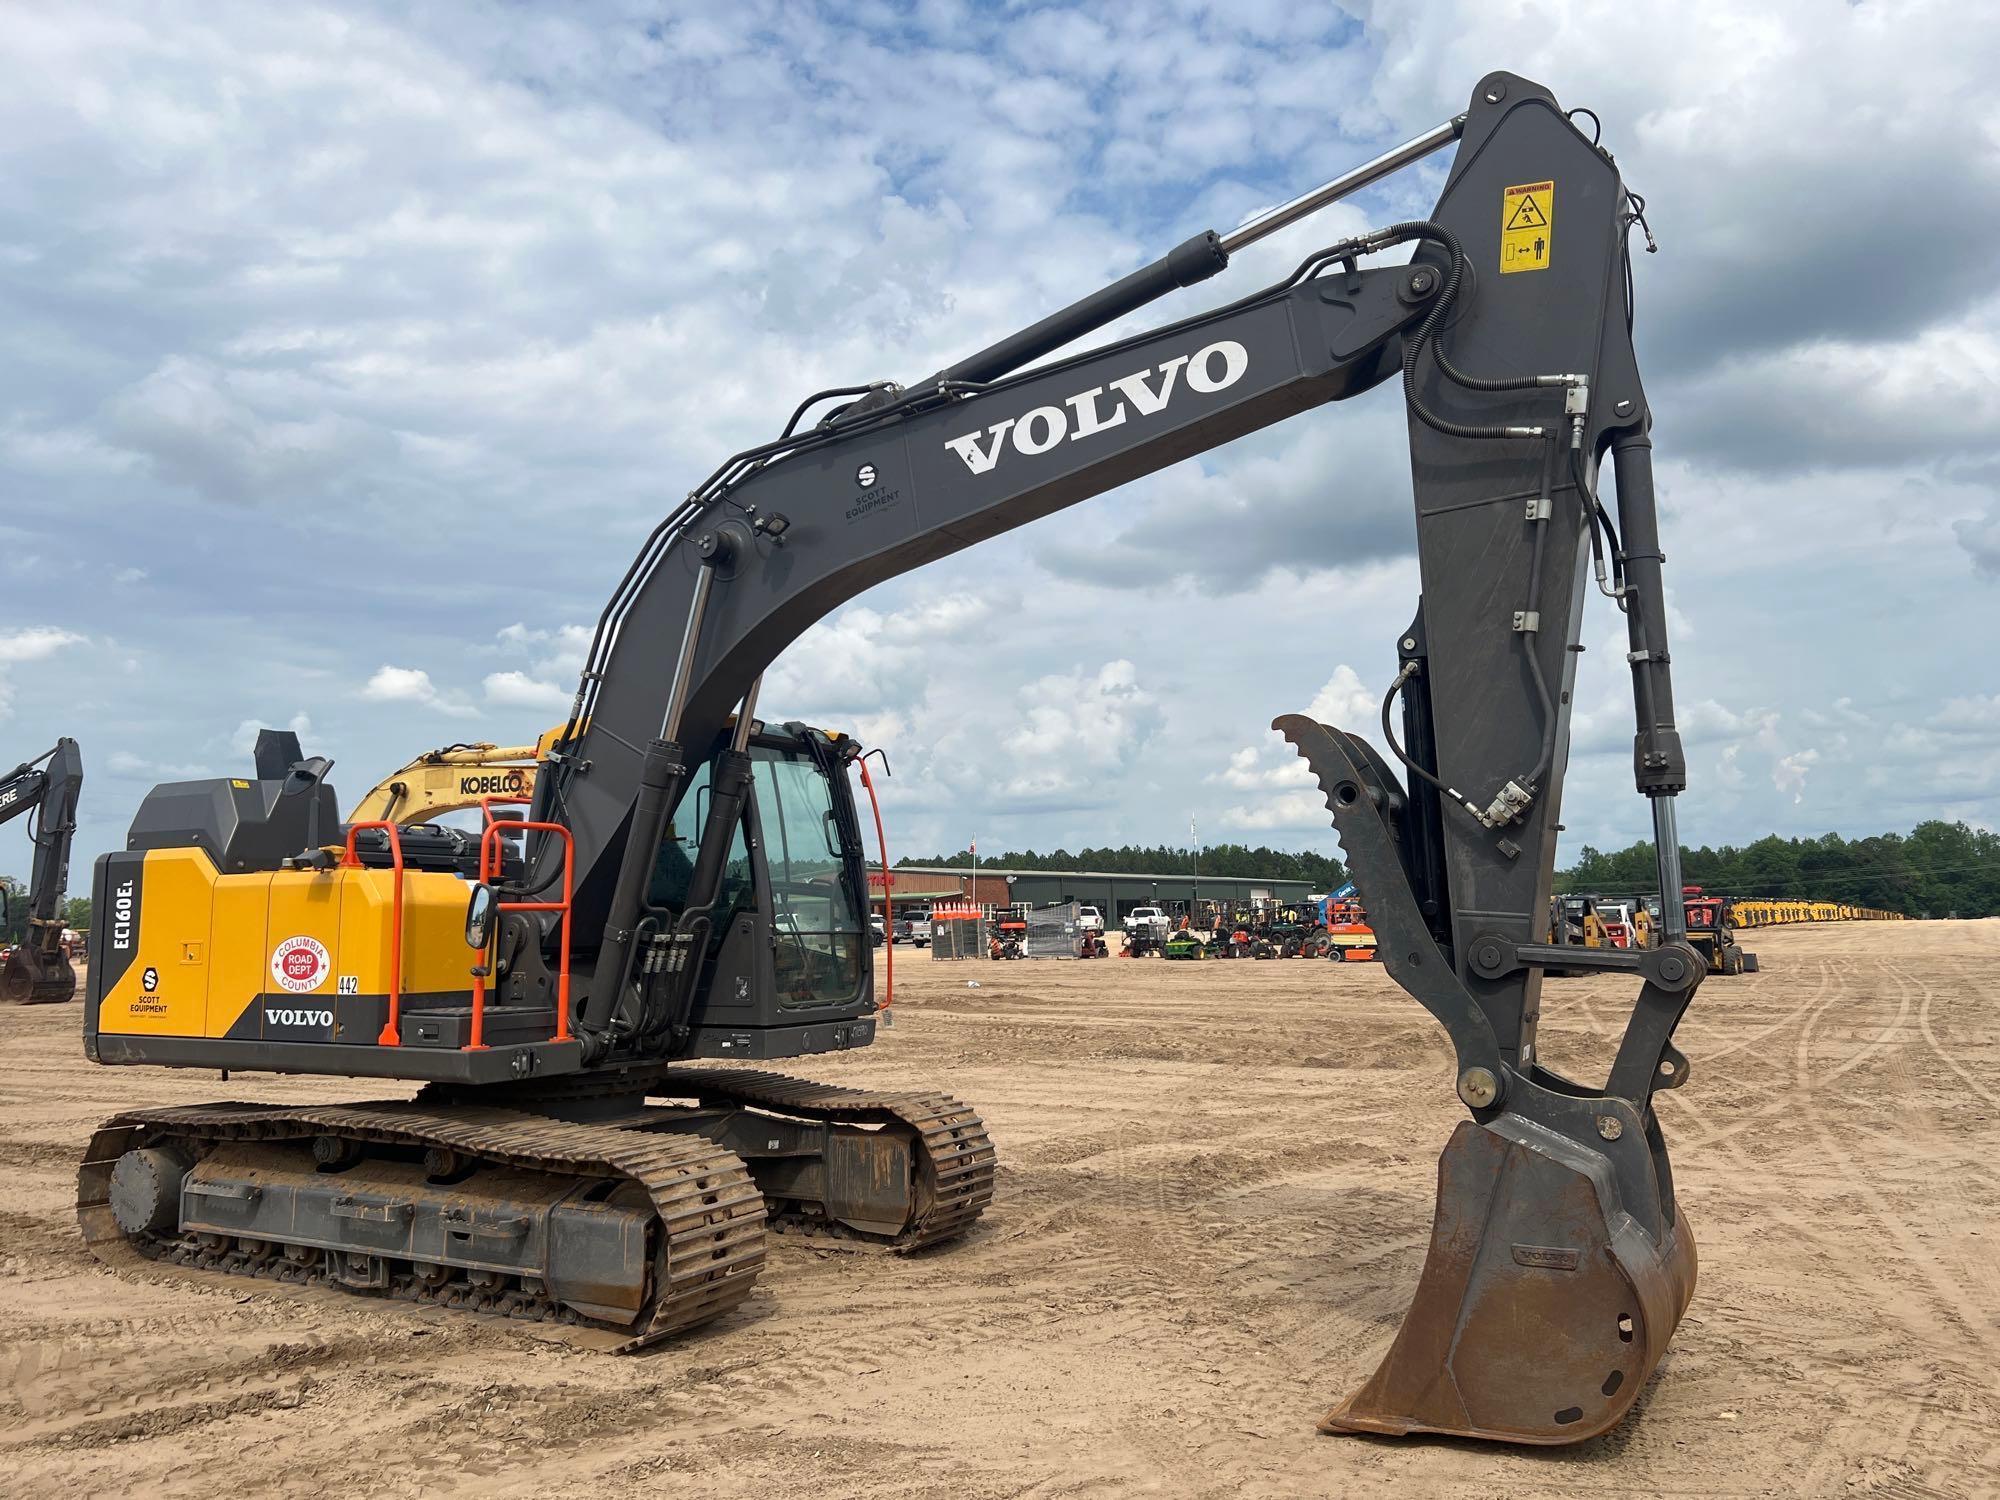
895 909 932 947
1076 905 1104 932
1124 906 1169 937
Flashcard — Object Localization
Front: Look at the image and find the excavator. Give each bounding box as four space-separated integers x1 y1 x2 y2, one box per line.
345 731 555 826
1 737 83 1004
78 74 1705 1446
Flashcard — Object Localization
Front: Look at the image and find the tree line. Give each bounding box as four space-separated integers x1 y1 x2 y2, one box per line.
899 819 1999 918
0 881 89 943
1557 820 1998 918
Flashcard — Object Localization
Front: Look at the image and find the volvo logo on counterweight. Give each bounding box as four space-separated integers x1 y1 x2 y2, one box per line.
943 339 1249 476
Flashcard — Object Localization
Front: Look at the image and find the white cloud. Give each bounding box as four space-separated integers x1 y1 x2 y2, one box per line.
1209 665 1384 832
0 626 84 665
1002 659 1162 786
106 356 393 507
1934 694 2000 733
1773 748 1820 804
1212 744 1313 792
483 669 571 712
1218 789 1336 833
1306 664 1377 730
0 626 84 720
361 665 475 717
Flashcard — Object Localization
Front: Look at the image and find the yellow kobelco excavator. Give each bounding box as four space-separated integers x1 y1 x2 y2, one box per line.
344 731 558 826
80 75 1707 1446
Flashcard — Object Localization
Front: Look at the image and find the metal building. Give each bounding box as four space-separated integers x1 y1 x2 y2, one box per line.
878 866 1315 923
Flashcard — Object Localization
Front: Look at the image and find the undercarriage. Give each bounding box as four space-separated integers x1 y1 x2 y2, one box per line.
79 1069 994 1345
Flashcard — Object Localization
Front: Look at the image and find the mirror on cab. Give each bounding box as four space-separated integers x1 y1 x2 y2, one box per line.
463 884 498 950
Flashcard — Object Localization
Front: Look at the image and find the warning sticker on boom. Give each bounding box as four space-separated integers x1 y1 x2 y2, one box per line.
1500 180 1554 274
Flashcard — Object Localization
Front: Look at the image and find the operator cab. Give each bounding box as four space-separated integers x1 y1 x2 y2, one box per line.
638 721 876 1060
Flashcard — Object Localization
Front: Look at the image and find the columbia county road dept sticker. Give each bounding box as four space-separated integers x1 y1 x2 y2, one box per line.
271 935 331 993
1500 179 1554 274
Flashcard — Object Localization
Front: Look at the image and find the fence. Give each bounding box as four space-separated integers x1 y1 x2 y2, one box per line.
1024 901 1083 959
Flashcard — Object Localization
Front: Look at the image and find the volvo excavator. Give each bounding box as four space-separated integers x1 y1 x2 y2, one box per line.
2 737 83 1004
79 75 1706 1445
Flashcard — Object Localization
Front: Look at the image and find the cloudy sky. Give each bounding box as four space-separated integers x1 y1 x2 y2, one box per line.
3 0 1996 881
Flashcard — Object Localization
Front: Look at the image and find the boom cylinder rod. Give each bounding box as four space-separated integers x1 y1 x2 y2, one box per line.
582 551 723 1050
937 231 1229 387
1217 116 1464 254
1610 433 1692 941
1653 798 1687 941
662 550 721 742
729 675 762 754
935 115 1461 390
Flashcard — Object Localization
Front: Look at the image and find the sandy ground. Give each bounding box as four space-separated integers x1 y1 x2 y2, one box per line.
2 920 1997 1498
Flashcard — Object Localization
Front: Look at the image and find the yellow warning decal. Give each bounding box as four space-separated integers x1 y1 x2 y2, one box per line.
1500 179 1554 275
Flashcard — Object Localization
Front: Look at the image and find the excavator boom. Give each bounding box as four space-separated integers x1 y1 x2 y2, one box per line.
345 731 556 826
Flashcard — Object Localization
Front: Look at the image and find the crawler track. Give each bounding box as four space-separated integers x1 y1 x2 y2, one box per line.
77 1100 767 1349
678 1069 997 1250
425 1065 998 1251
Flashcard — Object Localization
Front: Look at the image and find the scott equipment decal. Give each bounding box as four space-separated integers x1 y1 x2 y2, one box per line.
270 935 331 994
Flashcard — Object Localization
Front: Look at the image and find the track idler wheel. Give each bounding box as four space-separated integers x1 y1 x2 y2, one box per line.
1323 1118 1696 1445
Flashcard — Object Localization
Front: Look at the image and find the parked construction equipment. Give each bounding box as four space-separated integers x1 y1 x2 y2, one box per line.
81 74 1701 1446
1729 899 1903 926
1681 886 1758 975
1322 896 1378 962
1 738 83 1004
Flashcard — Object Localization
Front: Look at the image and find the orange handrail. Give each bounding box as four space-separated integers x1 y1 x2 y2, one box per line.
340 821 407 1047
856 754 891 1012
470 799 574 1051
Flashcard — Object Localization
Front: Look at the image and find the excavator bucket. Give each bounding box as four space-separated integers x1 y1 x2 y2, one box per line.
1 941 77 1004
1324 1119 1696 1443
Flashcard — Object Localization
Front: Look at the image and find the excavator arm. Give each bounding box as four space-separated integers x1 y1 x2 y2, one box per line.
1 736 83 1004
344 730 557 826
517 71 1699 1445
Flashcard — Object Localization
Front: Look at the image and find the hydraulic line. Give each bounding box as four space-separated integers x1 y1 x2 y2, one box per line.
1521 438 1560 787
1380 664 1488 828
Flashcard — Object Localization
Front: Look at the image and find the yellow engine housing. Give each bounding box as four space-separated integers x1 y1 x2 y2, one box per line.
91 846 476 1046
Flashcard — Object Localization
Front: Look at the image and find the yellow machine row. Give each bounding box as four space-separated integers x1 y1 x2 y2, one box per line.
1728 899 1904 927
